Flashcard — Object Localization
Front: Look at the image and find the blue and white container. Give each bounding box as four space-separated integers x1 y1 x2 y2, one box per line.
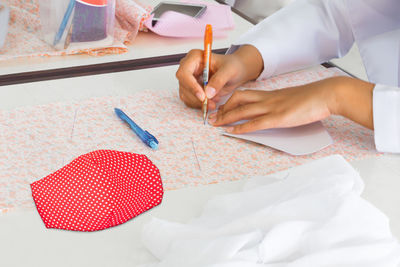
39 0 115 50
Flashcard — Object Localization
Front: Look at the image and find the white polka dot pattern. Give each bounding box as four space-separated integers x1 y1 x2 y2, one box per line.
30 150 163 232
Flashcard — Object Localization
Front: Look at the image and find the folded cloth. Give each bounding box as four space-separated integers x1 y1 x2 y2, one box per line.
144 0 234 38
115 0 152 43
142 155 400 267
31 150 163 232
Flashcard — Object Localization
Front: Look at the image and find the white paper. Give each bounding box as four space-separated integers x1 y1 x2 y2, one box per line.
223 121 333 155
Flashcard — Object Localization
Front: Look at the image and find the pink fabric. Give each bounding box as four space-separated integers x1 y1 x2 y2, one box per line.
144 1 234 38
115 0 152 43
1 67 380 214
31 150 163 232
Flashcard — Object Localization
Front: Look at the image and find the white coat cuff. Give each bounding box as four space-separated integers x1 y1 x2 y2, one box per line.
373 84 400 153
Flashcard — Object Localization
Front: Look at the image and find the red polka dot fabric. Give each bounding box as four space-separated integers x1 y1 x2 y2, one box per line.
30 150 163 232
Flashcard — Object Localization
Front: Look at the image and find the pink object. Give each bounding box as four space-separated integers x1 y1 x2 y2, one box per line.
30 150 163 232
144 1 234 38
80 0 107 5
115 0 152 43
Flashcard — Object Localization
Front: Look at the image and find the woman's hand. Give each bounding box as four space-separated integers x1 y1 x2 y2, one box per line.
209 76 375 134
176 45 264 110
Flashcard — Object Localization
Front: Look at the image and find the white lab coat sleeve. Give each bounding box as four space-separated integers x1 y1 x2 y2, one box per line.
227 0 355 79
373 84 400 153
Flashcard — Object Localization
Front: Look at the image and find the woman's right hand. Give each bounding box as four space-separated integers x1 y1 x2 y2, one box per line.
176 45 264 110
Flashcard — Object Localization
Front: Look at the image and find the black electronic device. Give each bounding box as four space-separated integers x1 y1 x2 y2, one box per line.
151 1 207 26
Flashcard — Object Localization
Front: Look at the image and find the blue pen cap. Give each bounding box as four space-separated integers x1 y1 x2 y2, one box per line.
145 130 159 150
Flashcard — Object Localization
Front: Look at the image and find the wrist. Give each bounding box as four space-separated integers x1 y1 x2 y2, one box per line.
233 45 264 81
326 76 348 116
327 76 375 129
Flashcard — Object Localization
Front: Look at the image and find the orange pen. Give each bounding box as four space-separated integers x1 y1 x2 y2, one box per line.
202 24 213 125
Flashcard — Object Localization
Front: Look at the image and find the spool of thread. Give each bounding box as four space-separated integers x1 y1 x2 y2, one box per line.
71 0 108 42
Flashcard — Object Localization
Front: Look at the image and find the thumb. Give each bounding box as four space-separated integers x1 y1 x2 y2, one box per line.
205 64 236 99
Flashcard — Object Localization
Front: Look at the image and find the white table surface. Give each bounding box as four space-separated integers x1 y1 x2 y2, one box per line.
0 65 399 266
0 0 253 76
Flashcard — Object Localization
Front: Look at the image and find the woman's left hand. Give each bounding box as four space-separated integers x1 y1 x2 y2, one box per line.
208 76 375 134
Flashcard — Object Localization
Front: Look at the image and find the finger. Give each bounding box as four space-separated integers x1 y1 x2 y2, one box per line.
221 90 266 114
176 50 206 101
206 93 230 111
179 84 202 109
207 99 217 111
205 62 237 99
211 102 269 126
179 83 217 110
226 114 279 134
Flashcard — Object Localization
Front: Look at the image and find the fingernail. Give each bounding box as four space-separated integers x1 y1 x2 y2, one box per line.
225 127 234 133
208 117 216 124
206 87 216 98
196 92 204 101
208 113 216 119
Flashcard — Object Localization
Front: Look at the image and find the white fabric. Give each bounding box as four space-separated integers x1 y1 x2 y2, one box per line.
142 155 400 267
227 0 400 153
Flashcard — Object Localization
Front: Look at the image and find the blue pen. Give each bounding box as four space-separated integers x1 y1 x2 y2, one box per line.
114 108 159 150
53 0 76 46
